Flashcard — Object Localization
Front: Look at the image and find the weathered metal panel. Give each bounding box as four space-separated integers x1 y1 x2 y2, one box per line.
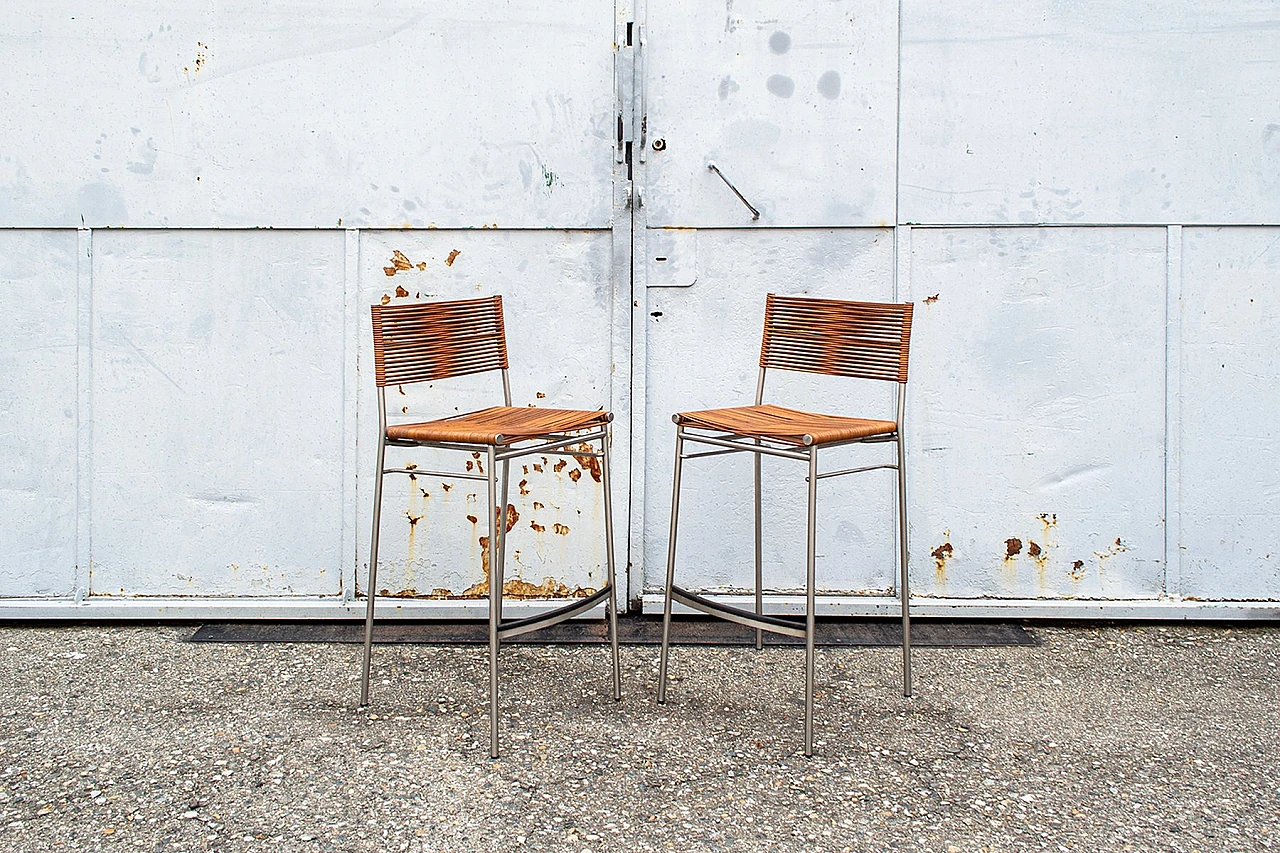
900 1 1280 225
0 231 79 596
642 0 899 227
88 231 346 595
905 227 1168 599
1179 227 1280 600
355 230 617 602
0 1 615 229
639 228 897 596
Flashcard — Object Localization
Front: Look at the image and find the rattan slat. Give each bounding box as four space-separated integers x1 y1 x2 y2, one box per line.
760 294 913 382
371 296 509 387
676 403 897 446
386 406 610 446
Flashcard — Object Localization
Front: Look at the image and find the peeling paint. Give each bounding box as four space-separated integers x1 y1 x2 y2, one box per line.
568 468 582 482
553 523 570 536
530 521 546 533
445 249 461 266
924 293 940 304
1004 537 1022 559
383 249 427 276
930 541 953 580
553 460 567 473
573 443 603 483
518 479 530 496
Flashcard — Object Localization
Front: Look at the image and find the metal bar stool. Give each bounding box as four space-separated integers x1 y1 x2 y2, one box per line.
358 295 621 757
657 294 914 755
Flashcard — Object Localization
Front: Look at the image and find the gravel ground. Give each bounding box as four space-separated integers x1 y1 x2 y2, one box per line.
0 623 1276 852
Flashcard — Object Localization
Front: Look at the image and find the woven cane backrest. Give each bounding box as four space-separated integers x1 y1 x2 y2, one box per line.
759 294 913 383
370 296 509 387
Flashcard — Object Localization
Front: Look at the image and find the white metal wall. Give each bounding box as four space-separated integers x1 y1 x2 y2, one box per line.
1 1 1277 617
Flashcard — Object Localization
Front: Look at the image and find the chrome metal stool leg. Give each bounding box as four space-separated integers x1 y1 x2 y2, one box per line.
359 430 387 708
487 445 502 758
897 429 912 698
657 431 686 704
600 425 622 700
804 447 818 756
754 448 763 651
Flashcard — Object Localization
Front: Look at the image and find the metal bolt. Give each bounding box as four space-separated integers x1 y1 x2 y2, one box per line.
652 138 666 151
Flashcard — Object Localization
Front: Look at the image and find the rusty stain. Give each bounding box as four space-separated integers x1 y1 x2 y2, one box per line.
380 293 391 305
449 534 592 599
553 460 567 473
1094 537 1129 562
401 406 408 414
518 479 530 496
924 293 940 304
466 514 478 524
553 523 570 536
930 542 953 577
522 465 529 476
1029 540 1049 573
1005 537 1022 559
1038 513 1057 528
383 249 419 277
573 444 603 483
530 521 546 533
466 461 474 472
445 249 461 266
505 504 519 533
441 483 452 492
568 468 582 483
406 511 422 527
532 463 544 473
1069 559 1086 581
536 392 546 399
395 285 409 298
533 501 544 510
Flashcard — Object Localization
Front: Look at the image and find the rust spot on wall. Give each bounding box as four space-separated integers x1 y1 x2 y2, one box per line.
466 461 474 472
445 249 461 266
501 578 594 599
1029 540 1048 572
522 465 529 475
553 523 570 536
568 468 582 483
518 479 530 496
533 463 544 473
441 483 452 492
505 504 519 533
533 501 544 510
931 542 953 578
530 521 546 533
406 511 422 527
380 294 391 304
395 285 409 298
384 249 420 277
1005 537 1022 559
924 293 940 304
1038 513 1057 528
536 392 546 399
553 460 567 473
573 444 603 483
466 514 478 524
1069 559 1086 581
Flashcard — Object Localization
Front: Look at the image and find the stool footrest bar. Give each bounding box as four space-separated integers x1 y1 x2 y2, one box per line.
670 586 808 639
496 585 614 640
